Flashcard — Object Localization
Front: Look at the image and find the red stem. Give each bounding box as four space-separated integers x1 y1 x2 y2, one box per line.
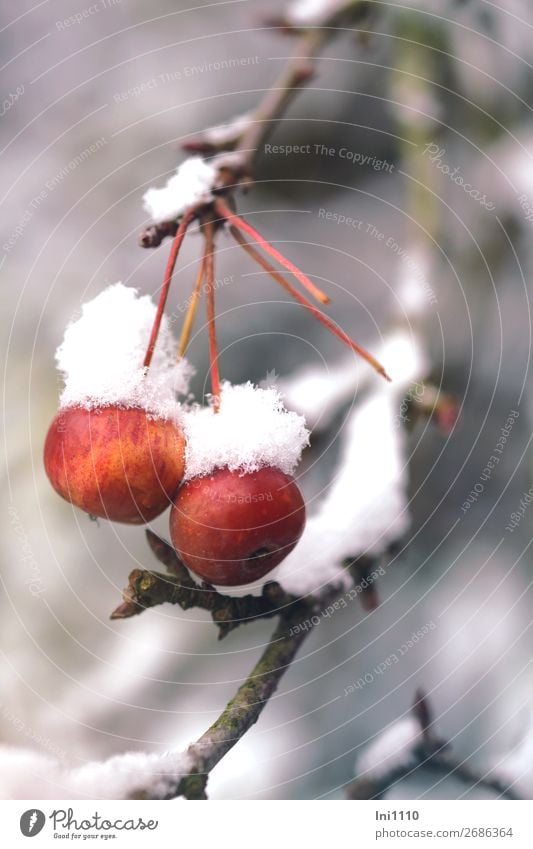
229 224 391 382
143 207 196 369
215 198 330 305
203 220 221 410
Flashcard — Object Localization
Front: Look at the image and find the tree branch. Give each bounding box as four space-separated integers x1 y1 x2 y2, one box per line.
346 691 521 801
148 595 336 799
139 1 371 247
346 747 520 802
178 610 311 798
110 530 300 639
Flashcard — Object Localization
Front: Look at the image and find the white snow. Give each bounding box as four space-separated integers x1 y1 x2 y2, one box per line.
286 0 346 27
143 157 217 224
56 283 192 420
280 328 427 431
182 381 309 480
274 387 410 596
355 717 423 782
271 330 426 596
0 744 193 799
491 709 533 798
201 111 254 147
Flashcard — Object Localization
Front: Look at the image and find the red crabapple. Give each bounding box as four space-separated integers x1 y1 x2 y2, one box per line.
44 405 186 524
169 465 306 586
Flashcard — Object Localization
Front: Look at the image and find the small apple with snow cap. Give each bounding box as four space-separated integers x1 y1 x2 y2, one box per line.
44 284 191 524
170 382 308 586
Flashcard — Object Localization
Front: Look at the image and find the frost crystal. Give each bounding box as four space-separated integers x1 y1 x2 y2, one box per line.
143 157 217 224
182 381 309 480
56 283 192 420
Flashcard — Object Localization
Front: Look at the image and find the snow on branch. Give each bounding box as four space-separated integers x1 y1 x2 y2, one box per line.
283 0 372 28
0 744 193 800
143 157 218 224
347 693 520 801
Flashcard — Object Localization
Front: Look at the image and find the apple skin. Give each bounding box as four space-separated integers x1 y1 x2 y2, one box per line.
169 465 306 586
44 405 186 524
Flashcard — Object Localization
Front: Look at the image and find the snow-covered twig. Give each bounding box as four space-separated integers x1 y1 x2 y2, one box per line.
346 692 520 801
139 2 371 248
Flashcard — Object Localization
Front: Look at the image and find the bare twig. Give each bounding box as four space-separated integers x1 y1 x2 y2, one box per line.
346 692 520 801
346 748 520 802
183 1 376 156
157 594 336 799
142 206 197 368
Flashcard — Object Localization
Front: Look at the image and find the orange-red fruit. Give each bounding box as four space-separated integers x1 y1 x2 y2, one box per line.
169 466 306 586
44 405 186 524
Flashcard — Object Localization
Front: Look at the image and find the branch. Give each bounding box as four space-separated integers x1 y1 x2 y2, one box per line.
183 1 376 156
113 530 377 798
346 691 520 801
110 531 299 639
140 1 371 247
346 747 521 802
146 594 336 799
178 609 312 798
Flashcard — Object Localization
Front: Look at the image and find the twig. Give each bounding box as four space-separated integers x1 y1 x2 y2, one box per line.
110 531 299 639
140 2 370 247
346 691 520 801
234 29 328 169
139 219 178 248
346 748 520 802
182 29 328 159
184 0 375 159
177 610 312 798
157 595 336 799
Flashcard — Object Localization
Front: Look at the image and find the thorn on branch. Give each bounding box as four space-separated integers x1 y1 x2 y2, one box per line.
413 688 433 740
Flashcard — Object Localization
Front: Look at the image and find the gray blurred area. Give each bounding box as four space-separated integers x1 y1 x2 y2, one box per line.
2 0 533 799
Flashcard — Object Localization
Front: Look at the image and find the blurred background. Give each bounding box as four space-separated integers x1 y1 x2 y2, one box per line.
2 0 533 799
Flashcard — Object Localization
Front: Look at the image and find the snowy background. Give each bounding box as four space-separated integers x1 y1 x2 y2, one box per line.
2 0 533 799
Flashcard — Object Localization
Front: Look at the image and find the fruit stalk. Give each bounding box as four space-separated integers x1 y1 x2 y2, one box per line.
228 219 391 381
214 198 330 305
143 206 196 370
178 256 205 358
203 218 221 410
